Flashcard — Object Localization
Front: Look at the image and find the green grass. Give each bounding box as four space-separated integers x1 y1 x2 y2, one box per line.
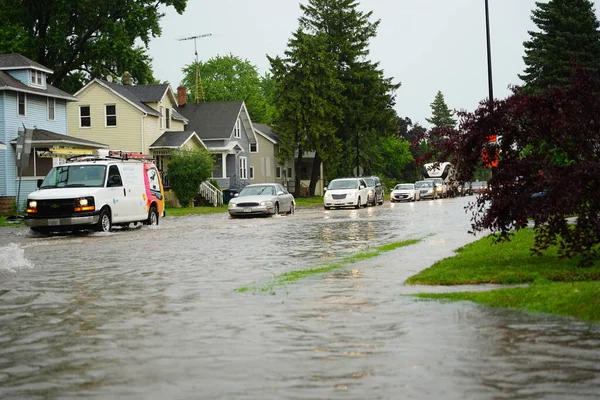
415 281 600 322
407 229 600 322
164 205 228 217
406 229 600 285
236 237 425 294
0 216 24 227
294 196 323 207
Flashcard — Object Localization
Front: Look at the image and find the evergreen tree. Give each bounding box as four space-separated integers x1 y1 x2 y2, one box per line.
295 0 400 178
426 91 456 129
519 0 600 93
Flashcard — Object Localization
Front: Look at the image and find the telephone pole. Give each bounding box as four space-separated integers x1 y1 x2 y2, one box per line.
178 33 212 103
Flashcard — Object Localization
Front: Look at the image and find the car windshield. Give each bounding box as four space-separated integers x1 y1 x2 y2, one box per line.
239 185 276 196
415 181 432 188
40 165 106 188
363 178 375 186
328 179 359 190
395 184 413 190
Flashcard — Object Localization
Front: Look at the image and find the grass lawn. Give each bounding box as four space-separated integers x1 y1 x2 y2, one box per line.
408 229 600 322
0 216 24 227
164 205 228 217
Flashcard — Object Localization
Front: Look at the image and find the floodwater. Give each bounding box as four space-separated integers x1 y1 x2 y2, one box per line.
0 197 599 399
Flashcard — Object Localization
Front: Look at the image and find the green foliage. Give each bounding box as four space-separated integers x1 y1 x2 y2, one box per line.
520 0 600 93
167 149 214 207
0 0 187 93
425 91 456 128
181 54 270 122
378 136 414 182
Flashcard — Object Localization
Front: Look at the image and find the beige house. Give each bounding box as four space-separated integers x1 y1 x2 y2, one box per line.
67 78 202 161
251 123 285 185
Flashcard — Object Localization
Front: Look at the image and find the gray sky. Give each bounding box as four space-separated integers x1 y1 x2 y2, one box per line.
147 0 597 128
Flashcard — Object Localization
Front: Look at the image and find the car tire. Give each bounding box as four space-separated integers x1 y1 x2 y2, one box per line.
324 206 331 210
355 197 361 209
273 203 279 216
287 202 295 215
145 205 159 226
96 208 112 232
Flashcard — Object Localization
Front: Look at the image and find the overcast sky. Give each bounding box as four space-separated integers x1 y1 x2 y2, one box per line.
147 0 598 128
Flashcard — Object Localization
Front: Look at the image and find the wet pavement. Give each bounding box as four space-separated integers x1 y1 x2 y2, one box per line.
0 196 599 399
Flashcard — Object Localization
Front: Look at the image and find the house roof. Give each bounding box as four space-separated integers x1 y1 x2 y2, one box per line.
171 108 188 123
0 54 53 73
9 129 108 148
95 79 161 117
177 101 246 140
0 70 78 101
149 130 206 149
125 84 173 103
253 123 279 144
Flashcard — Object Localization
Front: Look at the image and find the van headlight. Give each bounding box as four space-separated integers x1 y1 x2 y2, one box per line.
74 197 95 212
26 200 38 214
28 200 37 209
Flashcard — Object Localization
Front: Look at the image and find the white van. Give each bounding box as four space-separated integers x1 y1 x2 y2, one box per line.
24 151 165 233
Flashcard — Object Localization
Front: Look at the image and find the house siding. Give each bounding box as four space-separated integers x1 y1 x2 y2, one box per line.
6 70 28 85
0 92 6 195
67 83 143 152
250 133 280 184
1 91 69 196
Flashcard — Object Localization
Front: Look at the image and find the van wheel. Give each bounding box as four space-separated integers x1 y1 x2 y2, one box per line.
96 208 112 232
146 206 159 226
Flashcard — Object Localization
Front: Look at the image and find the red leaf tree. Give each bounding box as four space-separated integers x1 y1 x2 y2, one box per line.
432 68 600 266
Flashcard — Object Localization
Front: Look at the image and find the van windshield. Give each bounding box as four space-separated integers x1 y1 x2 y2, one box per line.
40 165 107 189
328 179 359 190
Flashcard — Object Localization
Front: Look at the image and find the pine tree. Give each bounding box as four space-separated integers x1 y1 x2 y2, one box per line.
426 91 456 129
519 0 600 93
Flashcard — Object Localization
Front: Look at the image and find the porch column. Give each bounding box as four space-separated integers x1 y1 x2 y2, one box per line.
221 151 227 178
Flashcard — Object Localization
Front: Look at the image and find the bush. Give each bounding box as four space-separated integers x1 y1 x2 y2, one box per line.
167 149 214 207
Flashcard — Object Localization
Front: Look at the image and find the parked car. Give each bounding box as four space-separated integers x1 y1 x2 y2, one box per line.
414 180 438 200
424 177 447 198
471 181 488 194
390 183 420 202
456 182 473 196
362 176 384 206
323 177 370 209
228 183 295 218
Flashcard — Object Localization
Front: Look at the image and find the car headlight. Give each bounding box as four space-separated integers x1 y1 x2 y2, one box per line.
347 192 355 198
228 202 236 209
260 201 273 206
368 189 374 195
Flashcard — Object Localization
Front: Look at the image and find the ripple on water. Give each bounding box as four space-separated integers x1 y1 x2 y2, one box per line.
0 243 34 274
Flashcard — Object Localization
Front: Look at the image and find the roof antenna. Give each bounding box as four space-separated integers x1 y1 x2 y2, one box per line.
177 33 213 103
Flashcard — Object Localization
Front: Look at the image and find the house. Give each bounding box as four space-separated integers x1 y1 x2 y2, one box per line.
251 123 289 186
67 78 206 175
177 100 256 190
0 53 107 202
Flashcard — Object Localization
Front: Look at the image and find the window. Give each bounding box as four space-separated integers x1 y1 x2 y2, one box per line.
165 108 171 129
105 104 116 127
239 157 247 179
249 166 254 180
287 167 293 178
30 70 43 87
250 142 258 152
108 165 122 187
21 148 53 177
160 106 164 129
276 167 281 179
18 92 26 116
80 106 91 127
47 98 55 121
233 118 241 138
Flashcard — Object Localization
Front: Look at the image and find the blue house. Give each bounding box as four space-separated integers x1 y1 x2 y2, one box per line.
0 54 106 202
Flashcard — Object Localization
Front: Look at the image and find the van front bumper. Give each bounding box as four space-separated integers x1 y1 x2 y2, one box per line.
25 214 100 228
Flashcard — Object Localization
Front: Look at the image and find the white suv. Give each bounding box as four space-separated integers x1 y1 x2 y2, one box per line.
323 178 370 209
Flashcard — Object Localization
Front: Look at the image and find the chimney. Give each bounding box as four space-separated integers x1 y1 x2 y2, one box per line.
122 71 133 85
177 86 187 106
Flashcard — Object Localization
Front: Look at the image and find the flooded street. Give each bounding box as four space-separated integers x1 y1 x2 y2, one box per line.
1 196 599 399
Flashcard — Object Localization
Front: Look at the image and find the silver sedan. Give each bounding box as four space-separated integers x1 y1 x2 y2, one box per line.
228 183 295 217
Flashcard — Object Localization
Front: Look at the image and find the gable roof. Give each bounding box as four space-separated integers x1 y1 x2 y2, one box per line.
177 101 247 140
9 128 108 148
149 130 206 149
0 70 78 101
95 79 162 117
253 123 279 144
0 54 53 73
125 84 175 104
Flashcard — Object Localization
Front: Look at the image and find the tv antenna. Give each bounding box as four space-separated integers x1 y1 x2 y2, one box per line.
178 33 213 103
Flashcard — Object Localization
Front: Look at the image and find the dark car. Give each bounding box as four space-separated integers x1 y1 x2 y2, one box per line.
362 176 384 206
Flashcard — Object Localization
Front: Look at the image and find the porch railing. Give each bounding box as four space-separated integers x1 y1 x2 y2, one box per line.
199 180 223 207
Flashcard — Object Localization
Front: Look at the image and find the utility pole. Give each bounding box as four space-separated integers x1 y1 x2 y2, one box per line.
178 33 212 103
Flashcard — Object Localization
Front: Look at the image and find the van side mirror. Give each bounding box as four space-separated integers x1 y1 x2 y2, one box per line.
108 175 122 186
37 179 43 189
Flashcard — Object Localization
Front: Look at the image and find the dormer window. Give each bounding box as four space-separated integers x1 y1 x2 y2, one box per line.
165 108 171 129
30 70 43 87
233 118 241 138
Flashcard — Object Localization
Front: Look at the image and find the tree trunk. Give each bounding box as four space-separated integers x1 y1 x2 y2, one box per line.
294 147 303 198
308 152 322 197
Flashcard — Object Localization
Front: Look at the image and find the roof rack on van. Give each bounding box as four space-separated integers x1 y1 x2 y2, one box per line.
108 150 154 161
